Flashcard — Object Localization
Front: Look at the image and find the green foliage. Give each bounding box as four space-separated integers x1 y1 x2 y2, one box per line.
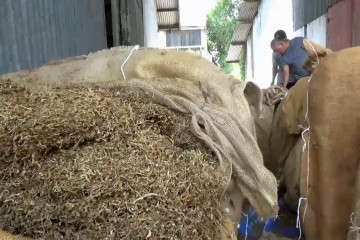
207 0 240 74
239 45 246 81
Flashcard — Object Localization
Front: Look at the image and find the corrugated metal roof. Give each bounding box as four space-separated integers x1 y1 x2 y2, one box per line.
226 45 243 63
238 2 259 22
231 22 253 43
157 11 179 26
156 0 179 30
293 0 340 30
0 0 106 75
156 0 178 9
225 0 259 63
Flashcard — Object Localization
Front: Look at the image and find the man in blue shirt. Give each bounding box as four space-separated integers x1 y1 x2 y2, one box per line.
271 37 311 89
271 30 295 86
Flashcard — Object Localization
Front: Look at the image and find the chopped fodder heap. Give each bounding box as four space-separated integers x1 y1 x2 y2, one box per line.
0 79 225 240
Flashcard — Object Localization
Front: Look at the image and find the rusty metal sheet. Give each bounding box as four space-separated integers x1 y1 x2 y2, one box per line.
327 0 353 50
352 0 360 46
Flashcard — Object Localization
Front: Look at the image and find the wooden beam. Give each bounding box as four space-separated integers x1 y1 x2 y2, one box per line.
226 60 240 63
158 24 179 30
157 8 178 12
111 0 120 46
237 19 253 24
231 41 246 45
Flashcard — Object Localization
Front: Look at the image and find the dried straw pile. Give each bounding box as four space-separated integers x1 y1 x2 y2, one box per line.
0 78 225 240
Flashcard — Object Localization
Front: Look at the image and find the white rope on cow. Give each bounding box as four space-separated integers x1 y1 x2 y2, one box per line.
121 45 139 79
301 127 310 203
349 212 360 234
305 39 320 63
296 197 307 239
296 39 320 239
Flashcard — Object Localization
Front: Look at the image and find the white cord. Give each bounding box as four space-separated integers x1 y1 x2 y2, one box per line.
241 212 249 240
305 39 320 63
296 39 320 239
121 45 139 79
296 197 307 239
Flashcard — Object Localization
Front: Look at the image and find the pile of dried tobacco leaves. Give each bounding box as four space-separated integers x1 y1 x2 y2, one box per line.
0 79 225 240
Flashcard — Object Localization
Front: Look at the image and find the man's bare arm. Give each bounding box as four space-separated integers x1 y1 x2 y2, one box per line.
272 65 277 85
283 65 290 88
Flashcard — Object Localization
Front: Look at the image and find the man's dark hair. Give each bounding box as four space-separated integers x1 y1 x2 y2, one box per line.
274 30 287 40
270 38 288 49
270 38 280 49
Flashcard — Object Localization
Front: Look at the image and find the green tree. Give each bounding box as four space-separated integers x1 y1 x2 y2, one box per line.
239 45 246 81
207 0 240 74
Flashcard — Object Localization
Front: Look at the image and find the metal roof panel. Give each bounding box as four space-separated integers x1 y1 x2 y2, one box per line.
238 2 259 21
156 0 179 29
0 0 106 74
157 11 179 26
231 22 252 42
156 0 178 9
226 44 243 63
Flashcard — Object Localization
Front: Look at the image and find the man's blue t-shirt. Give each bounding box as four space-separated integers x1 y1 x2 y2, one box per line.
273 52 295 85
279 37 310 81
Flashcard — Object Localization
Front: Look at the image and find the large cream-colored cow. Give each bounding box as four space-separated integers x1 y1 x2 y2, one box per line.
255 47 360 240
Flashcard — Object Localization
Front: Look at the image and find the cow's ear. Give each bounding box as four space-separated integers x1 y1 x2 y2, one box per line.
244 81 262 119
303 57 316 74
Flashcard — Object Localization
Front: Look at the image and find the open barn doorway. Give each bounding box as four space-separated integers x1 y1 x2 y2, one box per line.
104 0 114 48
